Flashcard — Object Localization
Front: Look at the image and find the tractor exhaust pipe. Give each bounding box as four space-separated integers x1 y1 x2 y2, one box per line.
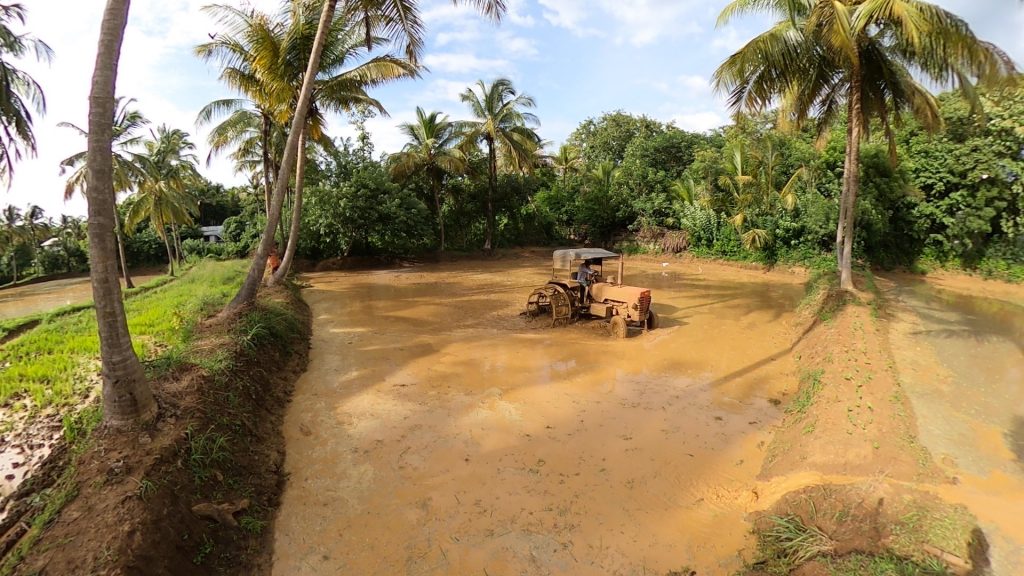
617 257 624 286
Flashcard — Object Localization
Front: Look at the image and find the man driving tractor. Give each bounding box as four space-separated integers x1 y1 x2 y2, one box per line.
577 258 597 303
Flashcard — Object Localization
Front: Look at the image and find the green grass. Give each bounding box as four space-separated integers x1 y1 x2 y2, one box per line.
751 514 836 575
185 425 232 484
821 552 950 575
0 273 179 342
0 260 248 408
787 369 825 417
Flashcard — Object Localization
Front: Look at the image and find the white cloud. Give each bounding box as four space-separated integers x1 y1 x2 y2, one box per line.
597 0 702 46
497 31 538 58
537 0 704 44
436 29 482 47
423 52 512 74
536 0 600 37
415 78 475 105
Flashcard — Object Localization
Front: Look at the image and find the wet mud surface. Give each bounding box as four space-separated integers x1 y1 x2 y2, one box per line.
0 273 161 321
272 258 807 575
882 274 1024 573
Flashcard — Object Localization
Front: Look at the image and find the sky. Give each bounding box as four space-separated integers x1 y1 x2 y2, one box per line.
9 0 1024 218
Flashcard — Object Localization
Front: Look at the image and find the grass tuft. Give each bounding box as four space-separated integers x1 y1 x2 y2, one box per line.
787 369 825 417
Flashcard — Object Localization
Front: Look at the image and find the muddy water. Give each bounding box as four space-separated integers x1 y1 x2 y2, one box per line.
272 259 806 575
883 275 1024 573
0 273 161 321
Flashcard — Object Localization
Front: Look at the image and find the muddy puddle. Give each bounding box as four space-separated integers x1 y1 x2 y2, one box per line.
272 258 806 575
882 275 1024 573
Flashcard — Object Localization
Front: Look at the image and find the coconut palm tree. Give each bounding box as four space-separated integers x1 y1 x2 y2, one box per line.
126 126 201 276
390 107 466 252
83 0 156 426
271 1 420 283
714 0 1017 289
459 78 541 251
226 0 507 311
552 143 583 187
60 97 149 288
0 204 25 282
195 5 283 216
0 3 52 186
200 1 419 283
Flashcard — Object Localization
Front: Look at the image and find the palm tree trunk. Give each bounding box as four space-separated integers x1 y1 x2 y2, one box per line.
225 0 338 313
173 223 184 264
433 177 445 252
839 70 863 291
278 187 290 249
272 128 308 285
485 137 497 252
261 114 273 216
11 249 16 284
111 196 134 288
114 220 134 289
85 0 155 426
161 228 175 276
836 107 852 273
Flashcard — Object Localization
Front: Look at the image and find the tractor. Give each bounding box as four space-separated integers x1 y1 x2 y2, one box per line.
525 248 659 338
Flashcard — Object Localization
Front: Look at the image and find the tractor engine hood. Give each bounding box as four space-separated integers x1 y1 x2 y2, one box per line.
591 283 650 303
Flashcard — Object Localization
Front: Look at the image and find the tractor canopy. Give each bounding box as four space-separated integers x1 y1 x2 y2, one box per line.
552 248 619 270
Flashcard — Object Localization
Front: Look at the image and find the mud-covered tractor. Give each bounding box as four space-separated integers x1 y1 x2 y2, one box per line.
525 249 658 338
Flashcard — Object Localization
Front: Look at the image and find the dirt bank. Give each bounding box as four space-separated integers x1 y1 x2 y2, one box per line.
760 283 940 482
742 269 1024 574
273 255 809 575
2 286 310 576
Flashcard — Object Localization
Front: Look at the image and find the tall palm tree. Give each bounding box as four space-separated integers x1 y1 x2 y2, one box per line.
714 0 1017 290
21 203 45 274
59 97 148 288
390 107 466 252
84 0 157 426
57 214 85 272
272 1 420 283
552 143 582 187
199 1 419 283
459 78 541 252
0 3 52 186
0 204 24 282
588 160 618 194
195 5 282 216
225 0 339 312
226 0 507 311
126 126 200 276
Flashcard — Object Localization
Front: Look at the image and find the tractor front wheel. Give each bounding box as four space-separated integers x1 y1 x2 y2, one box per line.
610 316 628 339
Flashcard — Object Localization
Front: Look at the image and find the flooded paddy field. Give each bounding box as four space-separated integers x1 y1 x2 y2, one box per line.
0 273 162 321
272 257 807 575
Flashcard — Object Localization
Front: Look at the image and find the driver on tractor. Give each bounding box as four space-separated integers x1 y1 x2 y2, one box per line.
577 259 598 304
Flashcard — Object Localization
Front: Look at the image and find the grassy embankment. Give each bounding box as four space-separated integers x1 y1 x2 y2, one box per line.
0 261 245 409
739 267 983 575
1 259 310 575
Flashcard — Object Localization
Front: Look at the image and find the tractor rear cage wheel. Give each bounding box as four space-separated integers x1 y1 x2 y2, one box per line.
526 284 577 327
